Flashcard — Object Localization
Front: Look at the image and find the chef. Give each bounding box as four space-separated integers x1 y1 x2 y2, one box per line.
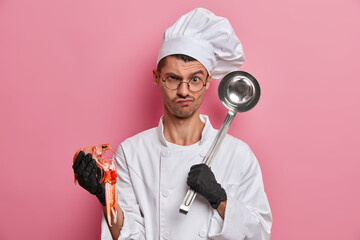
73 8 272 240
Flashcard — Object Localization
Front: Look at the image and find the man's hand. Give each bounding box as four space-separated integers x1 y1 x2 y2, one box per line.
187 163 227 209
72 151 106 206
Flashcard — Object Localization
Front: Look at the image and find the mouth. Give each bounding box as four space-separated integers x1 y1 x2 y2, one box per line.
175 99 193 105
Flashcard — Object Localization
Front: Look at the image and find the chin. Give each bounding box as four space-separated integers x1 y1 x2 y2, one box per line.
175 114 192 119
174 109 197 119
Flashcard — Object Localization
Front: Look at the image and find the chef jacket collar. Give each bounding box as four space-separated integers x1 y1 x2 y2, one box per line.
157 114 214 147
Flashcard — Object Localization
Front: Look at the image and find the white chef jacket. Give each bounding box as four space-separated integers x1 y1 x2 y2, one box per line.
101 115 272 240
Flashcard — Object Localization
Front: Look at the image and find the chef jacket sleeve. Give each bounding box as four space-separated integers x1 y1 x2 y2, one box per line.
208 149 272 240
101 145 145 240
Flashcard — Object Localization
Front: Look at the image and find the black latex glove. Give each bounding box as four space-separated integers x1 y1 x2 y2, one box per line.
72 151 106 206
187 163 227 209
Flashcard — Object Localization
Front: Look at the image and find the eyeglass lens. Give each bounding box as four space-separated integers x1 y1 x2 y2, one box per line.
164 76 205 92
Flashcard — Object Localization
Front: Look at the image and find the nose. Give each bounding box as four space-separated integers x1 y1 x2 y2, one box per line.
177 82 190 97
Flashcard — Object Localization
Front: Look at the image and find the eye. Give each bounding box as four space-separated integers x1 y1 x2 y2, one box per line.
166 75 178 81
191 77 201 83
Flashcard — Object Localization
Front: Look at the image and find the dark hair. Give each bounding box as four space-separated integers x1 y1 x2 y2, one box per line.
157 54 197 72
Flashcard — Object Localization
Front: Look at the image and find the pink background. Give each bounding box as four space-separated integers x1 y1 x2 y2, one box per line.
1 0 359 239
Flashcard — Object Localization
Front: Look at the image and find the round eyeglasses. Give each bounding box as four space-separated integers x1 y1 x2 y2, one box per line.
159 72 207 92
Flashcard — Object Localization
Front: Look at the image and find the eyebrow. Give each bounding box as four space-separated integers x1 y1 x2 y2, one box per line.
188 70 206 77
164 70 206 78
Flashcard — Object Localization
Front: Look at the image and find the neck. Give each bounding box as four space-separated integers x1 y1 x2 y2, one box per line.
163 112 205 146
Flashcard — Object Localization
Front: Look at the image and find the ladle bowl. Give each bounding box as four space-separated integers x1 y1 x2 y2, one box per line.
180 71 261 215
218 71 260 113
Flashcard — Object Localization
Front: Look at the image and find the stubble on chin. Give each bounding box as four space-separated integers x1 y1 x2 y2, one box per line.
171 99 200 119
166 91 205 119
173 107 195 119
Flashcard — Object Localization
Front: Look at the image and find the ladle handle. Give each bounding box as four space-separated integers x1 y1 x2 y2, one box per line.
179 111 236 214
203 111 236 167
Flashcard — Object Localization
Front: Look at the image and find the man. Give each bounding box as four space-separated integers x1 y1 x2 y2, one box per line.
73 8 272 239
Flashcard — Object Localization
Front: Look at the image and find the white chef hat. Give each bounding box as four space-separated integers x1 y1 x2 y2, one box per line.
157 8 245 80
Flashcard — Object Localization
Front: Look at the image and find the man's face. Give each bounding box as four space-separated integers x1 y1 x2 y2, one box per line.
153 56 211 119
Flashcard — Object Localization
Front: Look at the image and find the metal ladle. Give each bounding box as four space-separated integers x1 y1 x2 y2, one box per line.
179 71 261 214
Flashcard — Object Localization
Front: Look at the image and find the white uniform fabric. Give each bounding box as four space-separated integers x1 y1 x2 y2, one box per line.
157 8 245 80
101 115 272 239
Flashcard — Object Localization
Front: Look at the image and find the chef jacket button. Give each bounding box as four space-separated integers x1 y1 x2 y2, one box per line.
200 151 206 157
198 230 206 238
162 232 170 240
162 190 169 198
161 150 169 157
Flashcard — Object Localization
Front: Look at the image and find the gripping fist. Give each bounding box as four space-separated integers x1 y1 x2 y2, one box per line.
72 151 106 206
187 164 227 209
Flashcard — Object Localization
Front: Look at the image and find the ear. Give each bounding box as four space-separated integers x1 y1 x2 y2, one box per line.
205 74 212 90
153 69 160 86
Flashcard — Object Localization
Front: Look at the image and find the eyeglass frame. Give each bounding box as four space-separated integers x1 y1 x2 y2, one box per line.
157 71 209 93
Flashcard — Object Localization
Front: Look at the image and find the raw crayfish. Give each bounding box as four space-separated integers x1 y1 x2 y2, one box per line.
73 144 118 226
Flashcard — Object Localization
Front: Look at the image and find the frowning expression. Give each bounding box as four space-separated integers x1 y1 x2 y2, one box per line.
153 56 211 119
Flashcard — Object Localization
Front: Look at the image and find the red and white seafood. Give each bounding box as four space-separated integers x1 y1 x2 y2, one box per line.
73 144 118 226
